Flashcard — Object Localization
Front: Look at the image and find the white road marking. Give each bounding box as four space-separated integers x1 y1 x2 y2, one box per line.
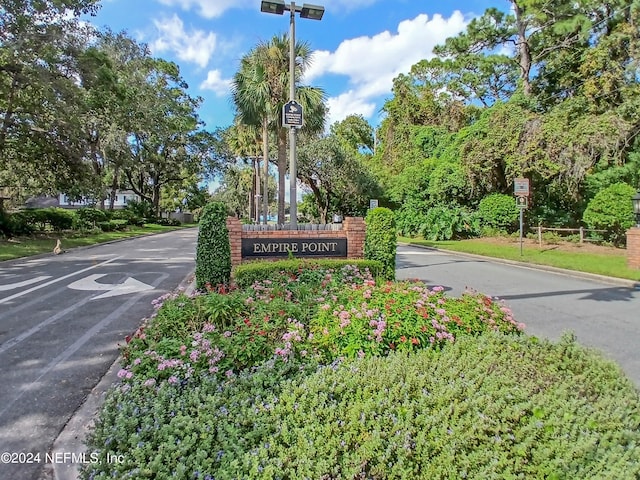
0 276 51 291
68 274 155 299
0 257 121 305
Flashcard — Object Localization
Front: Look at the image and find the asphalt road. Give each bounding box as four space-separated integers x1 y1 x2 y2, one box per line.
396 244 640 388
0 228 198 480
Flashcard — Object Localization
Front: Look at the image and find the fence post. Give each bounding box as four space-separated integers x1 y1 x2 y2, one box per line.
579 226 584 243
538 224 542 247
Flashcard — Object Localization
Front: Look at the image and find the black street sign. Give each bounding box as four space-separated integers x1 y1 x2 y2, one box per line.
242 238 347 258
283 100 303 127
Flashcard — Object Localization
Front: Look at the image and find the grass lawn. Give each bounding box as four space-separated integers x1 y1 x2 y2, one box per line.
398 235 640 282
0 224 197 262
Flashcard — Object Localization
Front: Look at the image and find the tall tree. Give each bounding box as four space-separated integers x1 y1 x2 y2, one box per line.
297 133 381 223
232 33 326 224
0 0 100 200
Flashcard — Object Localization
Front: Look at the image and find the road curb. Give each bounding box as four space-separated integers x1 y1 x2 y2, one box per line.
399 242 640 289
48 268 196 480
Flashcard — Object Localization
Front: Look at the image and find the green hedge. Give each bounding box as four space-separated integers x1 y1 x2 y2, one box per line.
20 207 76 231
195 202 231 290
364 207 397 280
232 258 384 289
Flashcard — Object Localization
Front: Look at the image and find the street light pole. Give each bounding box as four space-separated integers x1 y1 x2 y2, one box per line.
288 2 297 227
260 1 324 228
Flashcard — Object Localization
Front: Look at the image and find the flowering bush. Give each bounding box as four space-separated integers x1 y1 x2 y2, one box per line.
311 281 524 360
119 264 377 385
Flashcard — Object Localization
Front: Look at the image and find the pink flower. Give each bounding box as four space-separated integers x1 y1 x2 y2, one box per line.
168 376 178 384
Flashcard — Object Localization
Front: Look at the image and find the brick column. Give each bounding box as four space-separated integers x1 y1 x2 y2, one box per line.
226 217 242 268
344 217 366 259
627 228 640 269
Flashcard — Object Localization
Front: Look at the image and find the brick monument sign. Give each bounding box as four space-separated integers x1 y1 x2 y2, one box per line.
226 217 366 267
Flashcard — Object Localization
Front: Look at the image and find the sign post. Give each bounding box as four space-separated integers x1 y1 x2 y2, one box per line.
514 179 530 257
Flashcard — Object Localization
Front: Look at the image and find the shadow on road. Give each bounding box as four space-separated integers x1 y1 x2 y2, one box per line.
498 286 637 303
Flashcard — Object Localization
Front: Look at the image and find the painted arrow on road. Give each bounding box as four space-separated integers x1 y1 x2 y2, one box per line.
68 274 155 299
0 276 52 291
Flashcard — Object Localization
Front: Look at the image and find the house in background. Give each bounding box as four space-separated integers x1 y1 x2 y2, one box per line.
57 189 141 209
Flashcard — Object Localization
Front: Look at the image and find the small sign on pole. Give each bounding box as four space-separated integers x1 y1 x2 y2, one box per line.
514 178 530 197
369 199 379 210
516 196 528 209
283 100 303 127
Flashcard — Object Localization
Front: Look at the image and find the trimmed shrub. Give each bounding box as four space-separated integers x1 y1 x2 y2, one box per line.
233 258 384 288
157 217 181 226
195 202 231 290
18 207 76 231
38 207 76 231
583 182 635 246
364 207 396 280
237 334 640 479
83 334 640 480
5 212 35 236
97 219 128 232
477 193 519 233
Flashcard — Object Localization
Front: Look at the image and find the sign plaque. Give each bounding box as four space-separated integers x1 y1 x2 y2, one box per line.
242 238 347 258
514 178 530 197
283 101 303 127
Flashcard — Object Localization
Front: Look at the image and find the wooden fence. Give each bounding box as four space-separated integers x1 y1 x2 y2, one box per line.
532 225 607 246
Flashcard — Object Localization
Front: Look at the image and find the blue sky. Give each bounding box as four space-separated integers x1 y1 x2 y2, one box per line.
87 0 500 133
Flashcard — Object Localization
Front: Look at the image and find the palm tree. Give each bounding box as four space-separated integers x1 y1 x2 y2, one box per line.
232 33 326 224
225 122 263 221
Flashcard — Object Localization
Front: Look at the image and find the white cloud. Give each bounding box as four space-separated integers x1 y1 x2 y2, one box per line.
200 69 232 96
156 0 257 19
326 91 377 128
150 14 217 68
155 0 379 19
304 11 469 123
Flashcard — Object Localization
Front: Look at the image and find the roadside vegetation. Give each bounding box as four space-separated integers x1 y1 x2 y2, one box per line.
0 205 194 262
82 259 640 479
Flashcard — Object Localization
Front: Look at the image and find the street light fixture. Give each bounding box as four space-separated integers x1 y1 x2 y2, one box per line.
633 190 640 227
260 1 324 227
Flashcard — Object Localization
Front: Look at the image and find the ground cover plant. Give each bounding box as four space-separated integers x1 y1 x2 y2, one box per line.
84 334 640 479
83 260 640 479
